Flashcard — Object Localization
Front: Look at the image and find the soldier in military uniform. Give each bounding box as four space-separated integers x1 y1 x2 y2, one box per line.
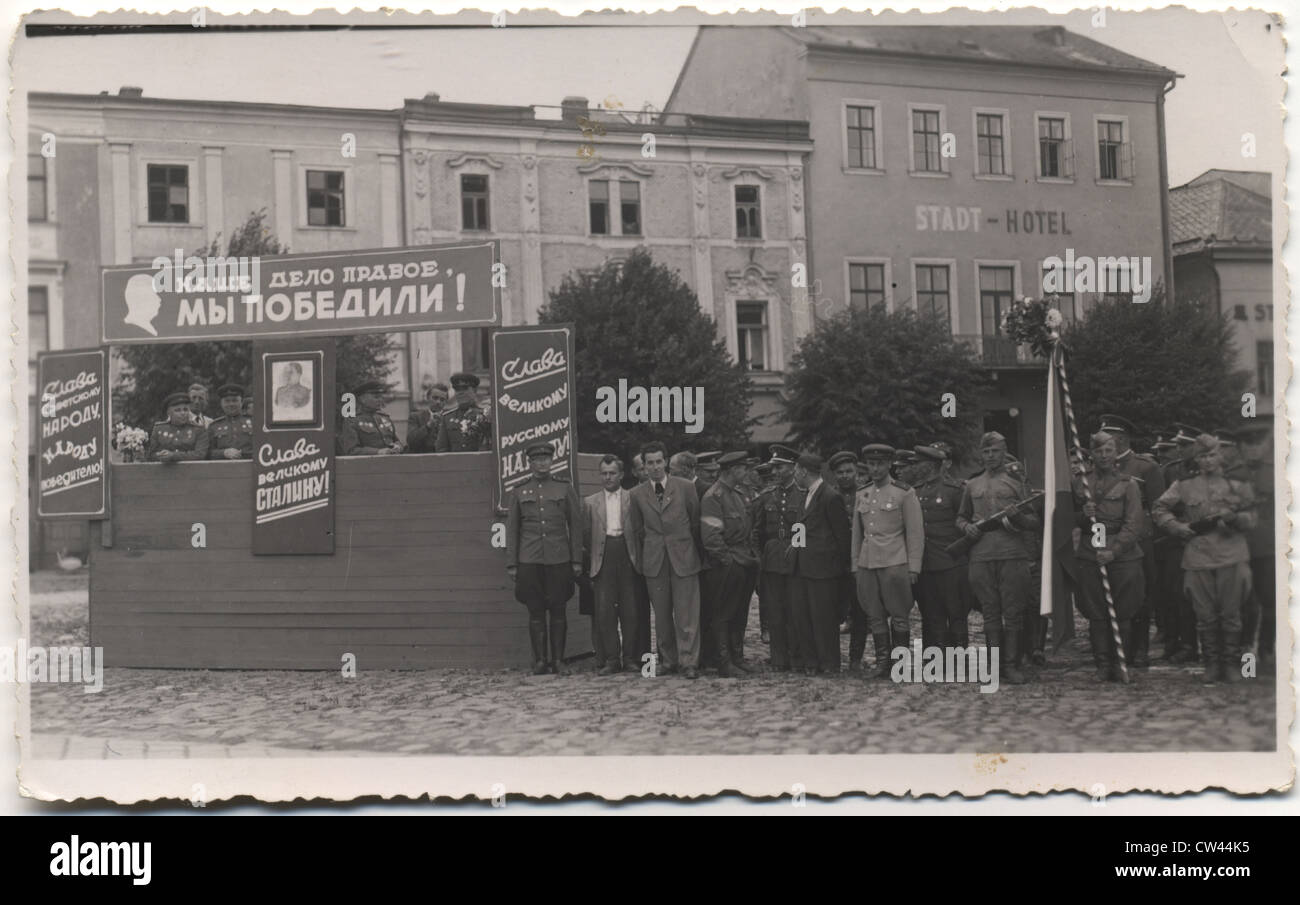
1234 425 1274 666
1153 434 1257 685
148 392 211 462
1156 423 1204 663
892 448 919 486
1005 456 1047 668
911 445 971 653
1100 414 1165 669
751 461 774 646
956 431 1041 685
208 384 254 459
435 372 492 452
337 381 404 456
506 441 584 675
755 445 803 671
852 443 924 679
829 450 870 670
1073 431 1146 681
700 452 759 676
694 451 720 500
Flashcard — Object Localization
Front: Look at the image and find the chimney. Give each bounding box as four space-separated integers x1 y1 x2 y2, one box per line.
561 95 588 121
422 91 441 103
118 86 144 97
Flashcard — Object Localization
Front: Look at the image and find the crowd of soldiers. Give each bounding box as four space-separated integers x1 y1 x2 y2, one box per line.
504 413 1275 687
141 371 493 461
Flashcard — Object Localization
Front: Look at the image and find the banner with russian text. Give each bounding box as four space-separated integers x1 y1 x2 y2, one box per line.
102 242 499 344
490 325 578 513
251 339 336 555
36 348 109 520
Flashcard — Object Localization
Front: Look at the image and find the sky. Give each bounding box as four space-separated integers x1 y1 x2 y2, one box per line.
12 8 1285 188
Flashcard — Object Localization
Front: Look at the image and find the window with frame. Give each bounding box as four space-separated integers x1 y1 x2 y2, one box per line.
849 262 886 310
736 301 769 371
461 327 492 374
619 180 642 236
1038 117 1067 178
735 185 761 238
29 285 49 388
979 266 1017 364
915 264 951 328
1097 120 1127 180
976 113 1006 175
1257 341 1273 396
461 174 490 231
306 169 345 227
147 164 189 223
589 179 610 234
28 145 47 222
911 109 942 172
846 105 877 169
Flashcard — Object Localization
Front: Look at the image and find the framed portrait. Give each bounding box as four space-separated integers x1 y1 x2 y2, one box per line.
263 351 322 429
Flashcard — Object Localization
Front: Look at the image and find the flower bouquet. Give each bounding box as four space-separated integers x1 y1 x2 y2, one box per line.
115 425 149 462
999 296 1066 360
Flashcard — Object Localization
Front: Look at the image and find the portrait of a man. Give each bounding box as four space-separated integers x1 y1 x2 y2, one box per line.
268 357 318 426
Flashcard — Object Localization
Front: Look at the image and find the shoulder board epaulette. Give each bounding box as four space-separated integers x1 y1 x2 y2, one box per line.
152 420 168 428
891 479 911 490
550 474 569 482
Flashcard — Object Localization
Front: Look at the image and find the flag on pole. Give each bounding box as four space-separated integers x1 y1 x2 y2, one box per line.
1041 343 1078 649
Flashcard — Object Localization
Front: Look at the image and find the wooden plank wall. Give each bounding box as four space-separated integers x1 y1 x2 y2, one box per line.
90 453 601 669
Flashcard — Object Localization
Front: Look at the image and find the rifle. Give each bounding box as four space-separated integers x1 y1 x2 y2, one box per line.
1184 502 1262 535
943 492 1044 558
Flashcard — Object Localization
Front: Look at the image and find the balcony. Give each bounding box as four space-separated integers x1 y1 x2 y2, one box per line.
955 334 1048 369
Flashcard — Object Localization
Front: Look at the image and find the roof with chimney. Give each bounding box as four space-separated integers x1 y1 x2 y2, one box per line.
774 25 1175 77
1170 170 1272 253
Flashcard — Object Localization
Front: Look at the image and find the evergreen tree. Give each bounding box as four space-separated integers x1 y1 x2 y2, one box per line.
539 249 752 456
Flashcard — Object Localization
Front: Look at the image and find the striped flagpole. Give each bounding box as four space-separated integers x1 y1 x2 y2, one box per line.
1051 337 1130 684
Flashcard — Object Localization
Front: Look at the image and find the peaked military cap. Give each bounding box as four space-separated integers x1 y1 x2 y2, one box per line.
164 392 192 410
1192 433 1220 456
1151 435 1176 451
449 372 480 389
914 445 946 463
353 381 387 396
768 444 799 464
980 431 1007 449
1171 422 1205 444
525 441 556 459
860 443 895 461
754 462 774 476
828 450 858 469
894 449 918 463
718 451 748 467
695 451 722 466
217 383 246 399
1098 413 1136 435
1213 428 1239 446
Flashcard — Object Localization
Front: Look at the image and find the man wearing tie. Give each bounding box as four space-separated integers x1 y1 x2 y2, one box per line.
583 455 642 675
628 441 705 679
789 452 852 674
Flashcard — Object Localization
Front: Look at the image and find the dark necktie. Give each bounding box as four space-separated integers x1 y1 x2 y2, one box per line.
655 482 664 502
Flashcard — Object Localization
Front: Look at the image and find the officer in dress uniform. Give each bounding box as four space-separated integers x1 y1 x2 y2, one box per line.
700 451 759 677
506 441 584 675
892 449 919 486
755 445 804 670
337 381 404 456
912 445 971 653
208 384 254 459
148 392 211 462
852 444 924 679
1073 431 1146 681
829 450 869 670
1156 423 1204 663
1099 414 1165 669
435 372 492 452
1152 434 1257 685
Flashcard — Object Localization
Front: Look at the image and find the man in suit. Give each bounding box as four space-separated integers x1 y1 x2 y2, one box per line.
789 452 851 675
628 441 705 679
583 455 642 675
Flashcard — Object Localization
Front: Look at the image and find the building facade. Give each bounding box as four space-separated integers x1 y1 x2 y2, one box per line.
1170 169 1274 421
666 25 1178 477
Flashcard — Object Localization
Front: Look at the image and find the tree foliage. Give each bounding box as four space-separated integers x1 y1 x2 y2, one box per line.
114 209 398 426
782 306 989 458
538 249 752 457
1059 286 1248 439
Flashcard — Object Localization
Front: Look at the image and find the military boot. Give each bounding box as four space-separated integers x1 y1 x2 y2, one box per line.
529 617 549 675
1221 631 1244 684
848 632 867 673
549 611 570 675
891 625 910 662
1200 628 1222 686
716 634 734 678
872 634 892 679
1001 627 1027 685
1089 620 1113 682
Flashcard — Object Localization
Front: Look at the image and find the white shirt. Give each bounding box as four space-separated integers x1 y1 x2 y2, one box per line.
803 477 823 511
604 489 623 535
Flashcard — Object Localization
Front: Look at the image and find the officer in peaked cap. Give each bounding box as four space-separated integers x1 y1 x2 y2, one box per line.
828 450 866 664
1155 423 1203 664
892 448 919 486
436 372 492 452
700 451 759 676
694 451 722 498
911 445 972 653
852 442 924 679
506 440 583 675
1099 413 1165 669
148 391 211 462
338 381 403 455
753 444 803 666
208 383 254 459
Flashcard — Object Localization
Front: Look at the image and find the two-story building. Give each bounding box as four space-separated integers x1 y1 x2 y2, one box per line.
665 24 1178 477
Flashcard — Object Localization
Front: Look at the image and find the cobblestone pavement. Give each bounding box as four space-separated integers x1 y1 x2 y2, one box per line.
25 572 1277 757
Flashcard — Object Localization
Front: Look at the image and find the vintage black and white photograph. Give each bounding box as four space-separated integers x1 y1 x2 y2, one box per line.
5 4 1291 807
